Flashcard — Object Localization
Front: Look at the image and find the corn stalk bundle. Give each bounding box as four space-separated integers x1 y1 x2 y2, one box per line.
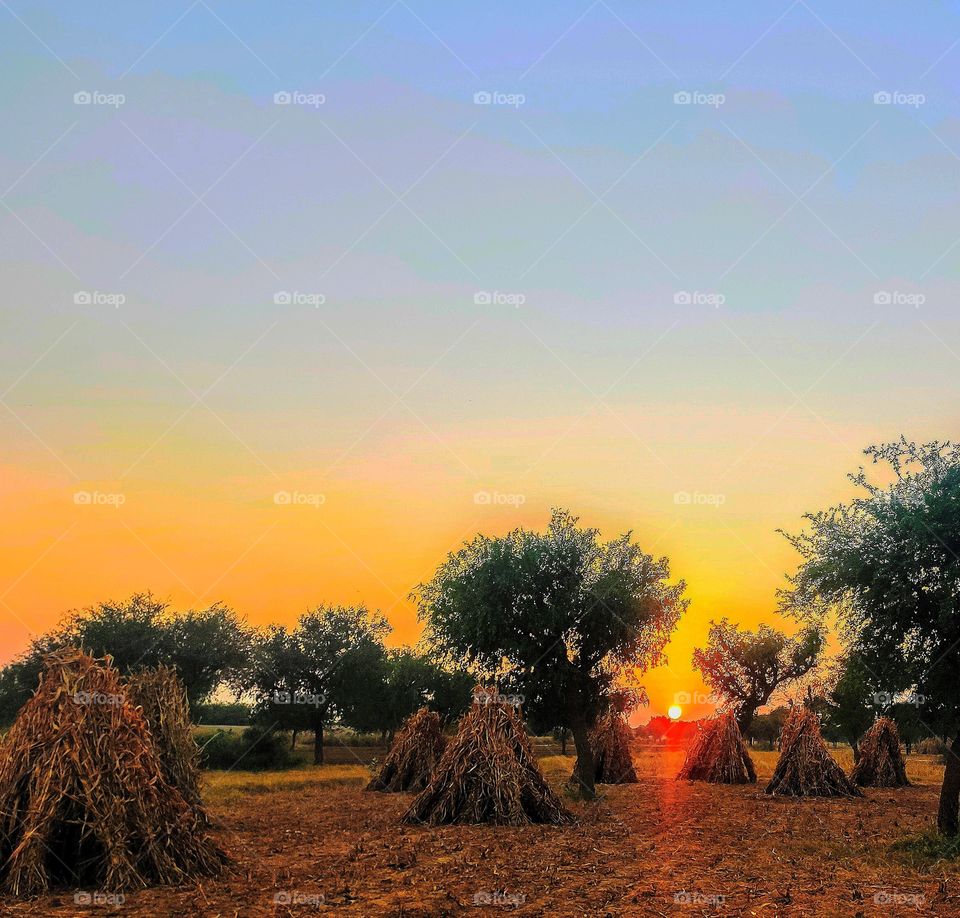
765 706 863 798
366 707 446 793
677 711 756 784
589 710 638 784
125 665 204 812
0 650 226 897
850 717 910 788
403 688 571 825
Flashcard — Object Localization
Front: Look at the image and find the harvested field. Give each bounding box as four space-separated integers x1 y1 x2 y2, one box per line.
5 744 958 916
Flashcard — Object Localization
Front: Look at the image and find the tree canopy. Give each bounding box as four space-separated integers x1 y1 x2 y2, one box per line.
692 618 824 731
780 439 960 833
416 508 687 797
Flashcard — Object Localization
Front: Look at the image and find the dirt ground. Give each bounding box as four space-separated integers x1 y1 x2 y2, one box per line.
5 745 959 917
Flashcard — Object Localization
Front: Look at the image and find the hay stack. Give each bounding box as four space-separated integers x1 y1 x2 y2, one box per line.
589 711 638 784
0 651 225 897
850 717 910 788
366 707 446 793
126 665 203 811
677 711 756 784
403 688 570 826
765 707 863 798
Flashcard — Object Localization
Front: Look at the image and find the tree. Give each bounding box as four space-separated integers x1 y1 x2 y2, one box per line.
250 606 390 764
362 649 473 738
819 653 879 763
692 619 824 733
0 593 250 723
750 706 789 749
780 439 960 834
416 509 686 798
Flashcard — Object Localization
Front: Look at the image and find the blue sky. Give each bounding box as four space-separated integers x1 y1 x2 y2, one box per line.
2 2 959 712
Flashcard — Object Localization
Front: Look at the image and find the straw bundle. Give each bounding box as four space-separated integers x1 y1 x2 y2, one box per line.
126 665 203 811
677 711 756 784
0 651 225 897
765 707 863 797
850 717 910 788
403 688 571 825
589 711 638 784
366 707 446 793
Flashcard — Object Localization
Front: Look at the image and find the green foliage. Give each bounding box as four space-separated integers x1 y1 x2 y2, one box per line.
248 606 390 759
749 706 789 748
417 508 686 767
198 726 296 771
818 653 879 748
691 619 824 730
194 702 252 726
780 439 960 737
890 831 960 866
0 593 251 724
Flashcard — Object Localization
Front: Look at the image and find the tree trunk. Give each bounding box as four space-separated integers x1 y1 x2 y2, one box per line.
560 729 568 755
568 711 595 799
290 729 298 750
736 703 757 736
937 730 960 836
313 722 325 765
850 740 860 765
380 729 388 745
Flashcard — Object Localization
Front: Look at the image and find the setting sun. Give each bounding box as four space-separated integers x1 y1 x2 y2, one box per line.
667 705 683 721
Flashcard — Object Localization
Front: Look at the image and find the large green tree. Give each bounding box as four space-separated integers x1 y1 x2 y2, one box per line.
416 509 686 798
692 619 824 733
780 439 960 834
0 593 250 722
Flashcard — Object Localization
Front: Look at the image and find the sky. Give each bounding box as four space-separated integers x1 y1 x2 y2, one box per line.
1 2 959 722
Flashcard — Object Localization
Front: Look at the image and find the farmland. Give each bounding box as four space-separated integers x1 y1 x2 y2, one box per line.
8 742 957 917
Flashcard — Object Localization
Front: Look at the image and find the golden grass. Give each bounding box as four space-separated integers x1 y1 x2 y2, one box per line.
203 764 370 806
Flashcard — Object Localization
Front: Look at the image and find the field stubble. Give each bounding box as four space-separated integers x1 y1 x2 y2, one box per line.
5 743 958 916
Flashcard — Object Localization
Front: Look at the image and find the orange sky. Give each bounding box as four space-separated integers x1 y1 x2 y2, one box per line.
0 402 879 723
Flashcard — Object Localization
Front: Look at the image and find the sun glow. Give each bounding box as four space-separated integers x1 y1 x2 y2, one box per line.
667 705 682 721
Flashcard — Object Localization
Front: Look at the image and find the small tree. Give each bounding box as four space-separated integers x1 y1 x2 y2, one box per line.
250 606 389 764
416 509 686 798
781 439 960 834
750 706 789 749
819 653 879 763
692 619 824 733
